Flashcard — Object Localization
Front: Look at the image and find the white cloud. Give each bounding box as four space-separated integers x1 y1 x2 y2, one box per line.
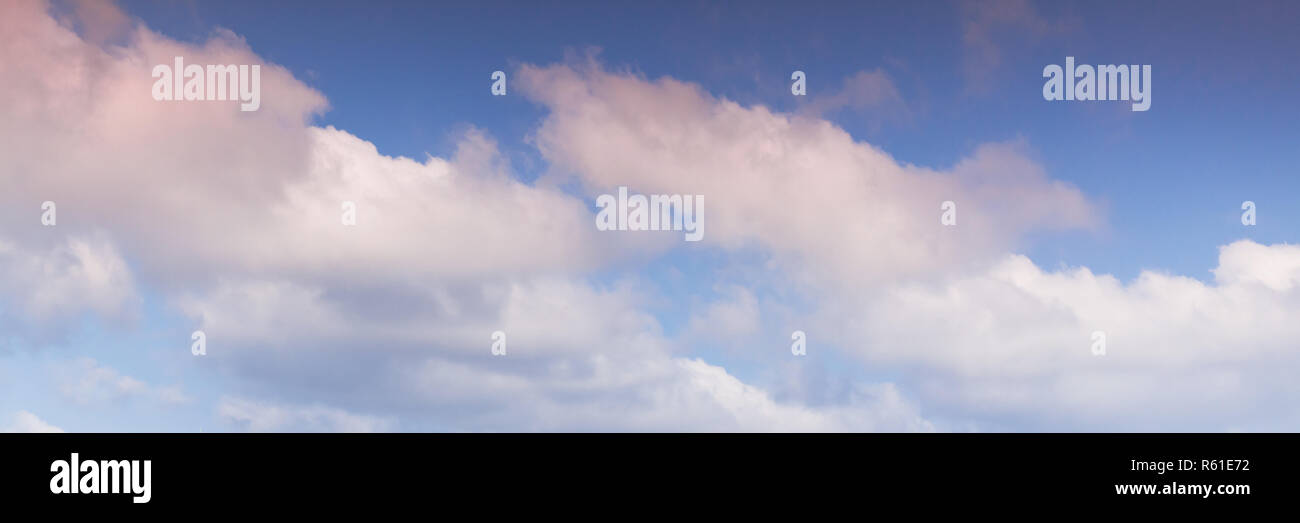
0 0 608 288
830 240 1300 429
217 396 393 433
176 270 934 431
1213 240 1300 292
0 236 138 337
685 285 761 342
518 59 1097 292
4 0 1295 433
4 410 65 433
54 357 191 406
400 354 932 431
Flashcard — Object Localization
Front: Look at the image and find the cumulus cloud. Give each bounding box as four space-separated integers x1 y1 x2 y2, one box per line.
4 0 1293 433
178 272 932 431
518 58 1097 292
0 0 323 285
0 0 932 431
511 58 1300 430
828 240 1300 430
0 0 613 290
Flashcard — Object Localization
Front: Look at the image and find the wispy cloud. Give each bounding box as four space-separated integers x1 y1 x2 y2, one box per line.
3 410 65 433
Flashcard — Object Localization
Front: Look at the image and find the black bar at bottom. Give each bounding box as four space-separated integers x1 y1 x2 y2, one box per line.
2 434 1292 511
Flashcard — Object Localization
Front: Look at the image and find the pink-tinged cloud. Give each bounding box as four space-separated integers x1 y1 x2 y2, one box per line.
518 58 1098 291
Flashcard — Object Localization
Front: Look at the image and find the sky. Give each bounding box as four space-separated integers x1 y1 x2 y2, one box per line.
2 0 1299 432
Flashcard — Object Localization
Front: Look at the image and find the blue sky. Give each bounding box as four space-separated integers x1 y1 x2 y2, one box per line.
3 0 1300 432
